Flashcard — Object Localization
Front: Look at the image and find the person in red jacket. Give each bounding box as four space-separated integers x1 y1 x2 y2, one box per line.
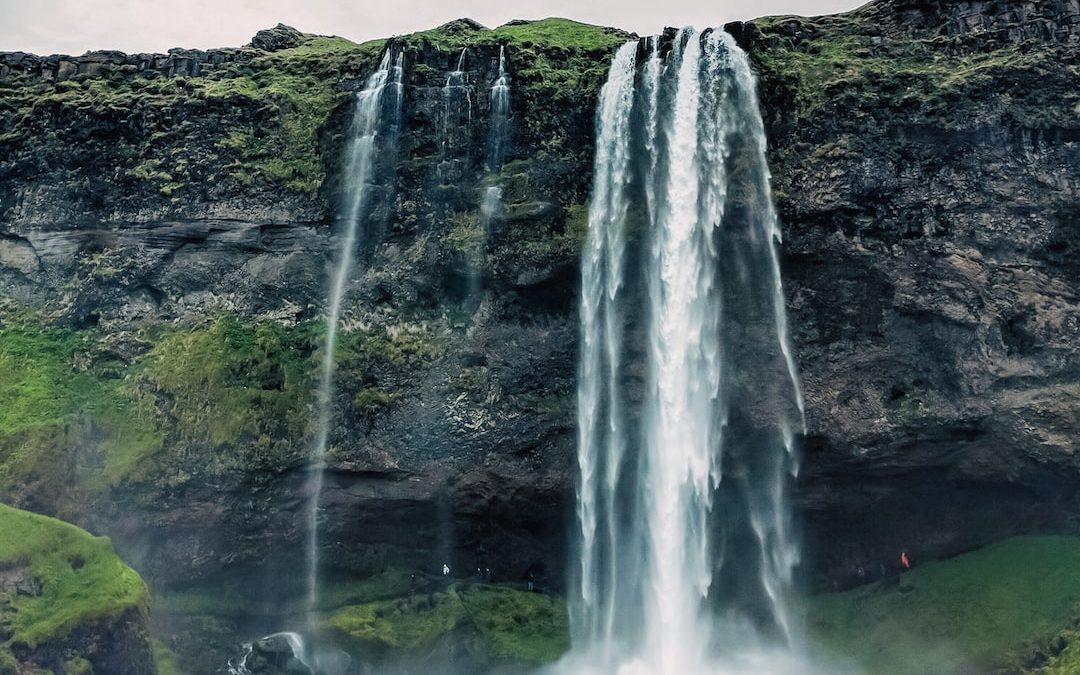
900 550 911 569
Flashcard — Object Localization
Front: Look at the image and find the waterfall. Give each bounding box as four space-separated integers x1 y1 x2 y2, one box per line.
302 47 404 638
487 45 511 173
566 28 807 675
440 47 472 181
468 46 512 305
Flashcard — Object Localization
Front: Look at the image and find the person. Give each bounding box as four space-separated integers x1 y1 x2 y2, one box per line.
900 551 911 570
442 563 450 576
527 571 535 592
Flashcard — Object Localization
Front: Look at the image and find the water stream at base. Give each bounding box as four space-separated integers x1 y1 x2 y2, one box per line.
563 28 808 675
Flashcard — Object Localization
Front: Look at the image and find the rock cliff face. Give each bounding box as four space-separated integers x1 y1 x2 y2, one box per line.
0 0 1078 669
733 0 1080 581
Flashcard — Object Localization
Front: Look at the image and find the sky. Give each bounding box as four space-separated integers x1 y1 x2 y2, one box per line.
0 0 867 56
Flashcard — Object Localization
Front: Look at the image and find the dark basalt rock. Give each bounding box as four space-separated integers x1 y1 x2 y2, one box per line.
0 0 1078 668
250 24 305 52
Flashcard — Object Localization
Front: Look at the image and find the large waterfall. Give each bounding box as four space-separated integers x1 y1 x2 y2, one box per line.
567 28 806 674
303 47 404 638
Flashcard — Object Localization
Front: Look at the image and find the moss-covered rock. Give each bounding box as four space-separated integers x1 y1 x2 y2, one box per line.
322 581 569 668
0 503 153 674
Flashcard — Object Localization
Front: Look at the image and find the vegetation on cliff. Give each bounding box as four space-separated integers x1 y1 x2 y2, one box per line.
0 317 161 500
0 17 625 220
739 3 1080 223
0 503 151 672
323 582 569 665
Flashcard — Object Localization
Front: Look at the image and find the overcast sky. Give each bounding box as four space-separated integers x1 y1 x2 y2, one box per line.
1 0 867 56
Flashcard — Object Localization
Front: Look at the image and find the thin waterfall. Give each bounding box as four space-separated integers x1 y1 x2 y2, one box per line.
468 46 512 305
440 47 472 183
487 46 511 173
565 28 808 675
302 48 404 637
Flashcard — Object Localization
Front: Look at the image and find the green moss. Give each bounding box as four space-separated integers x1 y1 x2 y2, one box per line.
139 316 316 472
1030 630 1080 673
0 319 162 492
0 504 148 653
152 639 187 675
458 585 570 663
807 536 1080 674
323 583 570 664
354 387 396 413
749 11 1078 131
445 211 485 259
324 589 467 651
64 656 93 675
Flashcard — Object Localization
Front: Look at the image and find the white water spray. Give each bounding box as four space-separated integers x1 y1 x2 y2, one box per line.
303 48 404 635
565 28 808 675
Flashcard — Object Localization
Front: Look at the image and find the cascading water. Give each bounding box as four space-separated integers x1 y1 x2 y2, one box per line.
296 47 404 667
565 28 807 675
440 47 472 178
486 46 511 174
468 46 512 304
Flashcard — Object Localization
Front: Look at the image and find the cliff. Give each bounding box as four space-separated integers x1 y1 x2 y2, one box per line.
0 1 1078 670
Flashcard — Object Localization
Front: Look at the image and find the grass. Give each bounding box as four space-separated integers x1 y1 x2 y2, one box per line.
458 584 570 663
322 582 571 664
0 503 148 650
0 318 162 491
324 589 468 651
807 536 1080 674
155 568 417 618
139 316 316 470
402 17 628 52
749 10 1079 131
492 18 629 51
0 33 385 197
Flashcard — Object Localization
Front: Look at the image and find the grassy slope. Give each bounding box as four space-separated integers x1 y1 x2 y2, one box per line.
0 503 148 653
322 582 570 665
808 536 1080 674
154 537 1080 671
